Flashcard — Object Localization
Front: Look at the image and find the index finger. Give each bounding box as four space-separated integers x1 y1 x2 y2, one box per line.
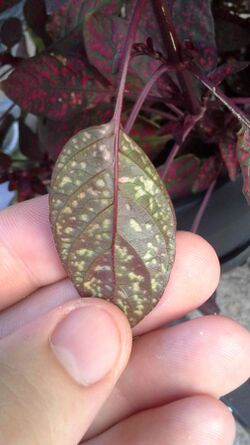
0 195 65 310
0 196 219 317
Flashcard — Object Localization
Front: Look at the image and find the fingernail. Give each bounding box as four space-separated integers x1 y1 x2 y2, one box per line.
50 306 120 385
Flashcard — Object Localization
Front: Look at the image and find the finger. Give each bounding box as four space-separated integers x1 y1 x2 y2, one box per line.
0 298 132 445
0 279 79 339
133 231 220 335
0 195 65 309
84 396 235 445
85 315 250 439
0 230 220 337
0 196 219 328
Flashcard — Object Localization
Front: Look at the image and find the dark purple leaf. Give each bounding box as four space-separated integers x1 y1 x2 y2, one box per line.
192 156 220 193
159 154 200 199
219 137 238 181
39 103 113 160
24 0 52 44
0 18 22 48
38 116 79 160
30 176 48 195
209 62 250 87
128 0 217 71
19 121 44 161
49 122 176 326
0 53 21 66
0 0 20 13
0 114 14 147
237 127 250 204
2 54 109 120
0 152 11 169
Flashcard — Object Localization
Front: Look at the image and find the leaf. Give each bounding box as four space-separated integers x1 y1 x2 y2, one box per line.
237 127 250 204
0 17 23 48
45 0 69 13
83 12 160 91
19 121 44 161
2 54 109 120
0 152 11 170
127 0 217 71
219 137 238 181
160 155 200 199
0 0 20 13
192 156 220 193
39 103 113 160
49 122 176 326
47 0 123 43
38 116 80 160
209 62 250 87
129 117 170 160
23 0 51 44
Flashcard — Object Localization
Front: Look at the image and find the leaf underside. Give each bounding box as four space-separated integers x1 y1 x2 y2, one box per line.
49 123 176 326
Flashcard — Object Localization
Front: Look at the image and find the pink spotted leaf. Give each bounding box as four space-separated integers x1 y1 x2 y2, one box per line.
160 154 200 199
192 156 221 193
2 54 110 120
209 62 250 87
219 137 238 181
237 127 250 204
83 12 161 91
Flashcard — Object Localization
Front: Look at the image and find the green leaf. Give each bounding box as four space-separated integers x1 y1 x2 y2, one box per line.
237 127 250 204
49 122 176 326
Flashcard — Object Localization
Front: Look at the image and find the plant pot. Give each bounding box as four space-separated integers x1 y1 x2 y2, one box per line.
174 175 250 272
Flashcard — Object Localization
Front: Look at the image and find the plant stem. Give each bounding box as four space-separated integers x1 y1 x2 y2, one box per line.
113 0 146 124
190 63 250 129
232 97 250 105
167 103 184 117
161 110 204 180
191 178 217 233
111 0 146 282
151 0 200 115
125 64 168 133
142 106 179 121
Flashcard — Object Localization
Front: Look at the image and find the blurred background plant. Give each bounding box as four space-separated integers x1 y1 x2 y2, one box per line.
0 0 249 204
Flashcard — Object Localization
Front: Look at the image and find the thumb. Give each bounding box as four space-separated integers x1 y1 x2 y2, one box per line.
0 298 132 445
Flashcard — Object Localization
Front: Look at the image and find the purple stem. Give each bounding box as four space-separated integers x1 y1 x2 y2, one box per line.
161 110 204 180
191 178 217 233
111 0 146 280
232 97 250 105
125 64 168 133
190 63 250 129
167 103 184 118
142 106 179 121
113 0 147 124
160 142 180 180
151 0 200 115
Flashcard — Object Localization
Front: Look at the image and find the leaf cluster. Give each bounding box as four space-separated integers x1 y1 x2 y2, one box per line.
0 0 249 202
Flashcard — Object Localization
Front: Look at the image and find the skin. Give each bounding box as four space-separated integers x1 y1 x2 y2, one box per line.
0 195 249 445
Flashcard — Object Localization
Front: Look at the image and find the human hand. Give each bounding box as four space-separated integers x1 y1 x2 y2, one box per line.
0 196 249 445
